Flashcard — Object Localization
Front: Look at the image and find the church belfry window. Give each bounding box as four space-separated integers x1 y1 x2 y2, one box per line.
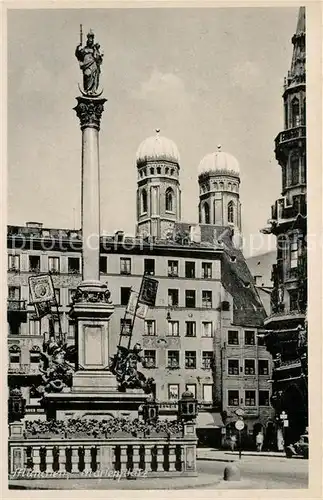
203 202 210 224
291 97 300 127
228 201 234 223
165 187 174 212
141 189 147 214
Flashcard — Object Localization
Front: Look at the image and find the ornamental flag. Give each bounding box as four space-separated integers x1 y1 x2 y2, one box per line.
127 290 148 320
29 274 55 304
33 301 52 320
138 276 159 307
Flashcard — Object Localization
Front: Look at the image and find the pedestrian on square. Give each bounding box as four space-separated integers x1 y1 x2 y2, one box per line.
230 434 237 452
256 432 264 452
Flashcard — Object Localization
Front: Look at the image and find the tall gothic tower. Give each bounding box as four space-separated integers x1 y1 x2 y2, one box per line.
263 7 307 444
197 146 241 234
136 130 181 239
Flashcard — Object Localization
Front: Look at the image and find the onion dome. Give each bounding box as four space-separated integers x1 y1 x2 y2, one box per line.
198 145 240 177
136 129 180 166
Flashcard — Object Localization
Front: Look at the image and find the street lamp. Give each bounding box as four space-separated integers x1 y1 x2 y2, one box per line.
178 390 197 422
142 394 159 424
280 410 289 449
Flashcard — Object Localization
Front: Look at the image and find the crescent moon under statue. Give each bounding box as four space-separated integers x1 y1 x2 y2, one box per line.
78 83 104 97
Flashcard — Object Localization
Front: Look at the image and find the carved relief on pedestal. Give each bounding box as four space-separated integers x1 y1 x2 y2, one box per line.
72 285 112 305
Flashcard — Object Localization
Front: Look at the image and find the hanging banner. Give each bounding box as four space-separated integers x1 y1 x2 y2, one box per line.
127 290 148 319
29 274 55 303
138 276 159 307
34 301 52 320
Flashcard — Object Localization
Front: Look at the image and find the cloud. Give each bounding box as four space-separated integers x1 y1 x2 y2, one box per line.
131 69 194 115
18 60 53 95
230 61 261 91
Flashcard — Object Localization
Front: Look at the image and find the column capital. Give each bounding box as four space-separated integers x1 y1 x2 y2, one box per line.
74 95 107 130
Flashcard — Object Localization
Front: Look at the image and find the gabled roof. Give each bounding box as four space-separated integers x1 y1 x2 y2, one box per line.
218 229 267 327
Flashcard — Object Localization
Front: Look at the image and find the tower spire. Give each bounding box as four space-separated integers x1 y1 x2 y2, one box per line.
287 7 306 89
295 6 305 35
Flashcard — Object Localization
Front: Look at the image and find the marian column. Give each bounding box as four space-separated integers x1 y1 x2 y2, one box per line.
71 29 114 382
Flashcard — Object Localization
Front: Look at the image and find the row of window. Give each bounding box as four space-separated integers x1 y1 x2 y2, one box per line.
169 383 212 401
200 181 239 194
228 390 270 407
227 359 269 375
141 349 269 374
8 255 81 274
121 287 214 309
202 200 236 225
9 345 40 364
8 349 269 378
9 313 263 349
143 350 213 370
7 255 214 280
142 319 214 337
139 166 178 178
166 385 270 407
140 187 176 215
9 285 215 311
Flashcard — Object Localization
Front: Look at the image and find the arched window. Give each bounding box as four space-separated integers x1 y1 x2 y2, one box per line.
284 101 289 128
203 202 210 224
150 167 154 175
228 201 234 223
290 155 299 186
214 182 218 190
165 167 169 175
157 167 161 174
291 98 300 127
9 345 21 364
228 182 232 191
165 188 174 212
219 182 224 190
141 189 147 213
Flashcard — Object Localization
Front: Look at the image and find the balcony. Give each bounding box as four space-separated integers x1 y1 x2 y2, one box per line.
7 300 27 322
270 195 307 228
264 308 306 327
275 126 306 147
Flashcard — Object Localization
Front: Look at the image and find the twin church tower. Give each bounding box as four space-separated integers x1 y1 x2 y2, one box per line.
135 129 242 239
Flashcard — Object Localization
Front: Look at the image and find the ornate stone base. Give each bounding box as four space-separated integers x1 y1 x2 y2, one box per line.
70 280 114 370
42 389 148 420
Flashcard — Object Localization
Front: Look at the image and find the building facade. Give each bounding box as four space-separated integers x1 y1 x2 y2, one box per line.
261 7 307 445
8 133 274 448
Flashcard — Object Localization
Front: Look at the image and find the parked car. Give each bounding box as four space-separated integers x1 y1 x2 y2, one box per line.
285 433 308 459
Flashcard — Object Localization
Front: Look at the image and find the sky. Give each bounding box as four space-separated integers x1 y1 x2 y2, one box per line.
7 6 300 256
